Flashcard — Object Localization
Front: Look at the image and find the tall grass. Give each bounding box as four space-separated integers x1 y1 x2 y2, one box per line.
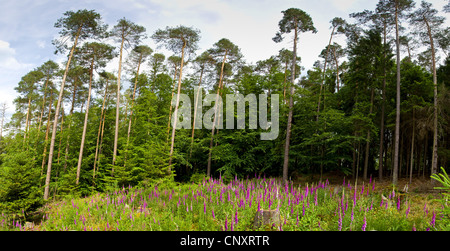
0 175 443 231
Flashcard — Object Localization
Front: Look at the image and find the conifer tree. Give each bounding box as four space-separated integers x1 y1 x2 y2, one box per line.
44 9 106 200
152 25 201 173
273 8 317 183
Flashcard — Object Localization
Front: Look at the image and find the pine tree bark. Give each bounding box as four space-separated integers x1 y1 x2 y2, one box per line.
76 58 95 184
424 17 439 178
363 88 374 180
93 78 109 181
23 96 32 148
379 23 388 181
283 22 298 183
168 42 187 172
124 55 143 168
189 66 205 157
112 38 125 172
207 50 228 177
393 2 401 186
41 89 53 177
410 109 415 184
166 65 179 144
44 27 81 200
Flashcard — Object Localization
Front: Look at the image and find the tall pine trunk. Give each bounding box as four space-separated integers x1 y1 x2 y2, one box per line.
283 23 298 183
93 78 109 181
76 59 95 184
166 66 179 144
424 17 439 178
379 23 388 180
317 25 336 117
44 27 81 200
40 89 53 177
23 96 32 148
168 42 187 172
393 2 401 186
410 108 415 184
124 55 143 167
189 66 205 157
112 38 125 173
363 88 374 180
207 50 228 177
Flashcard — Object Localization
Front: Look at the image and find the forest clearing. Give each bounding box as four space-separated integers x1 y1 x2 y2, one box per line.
1 173 448 231
1 0 450 233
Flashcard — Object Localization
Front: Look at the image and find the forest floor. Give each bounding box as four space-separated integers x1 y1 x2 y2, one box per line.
2 172 446 231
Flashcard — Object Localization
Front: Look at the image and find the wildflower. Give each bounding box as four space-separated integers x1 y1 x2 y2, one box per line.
362 215 367 231
430 211 436 228
338 212 342 231
406 204 410 218
351 207 354 223
225 216 228 231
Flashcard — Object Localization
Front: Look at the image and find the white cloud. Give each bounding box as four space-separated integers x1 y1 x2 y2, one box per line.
0 40 32 70
330 0 358 12
36 40 46 49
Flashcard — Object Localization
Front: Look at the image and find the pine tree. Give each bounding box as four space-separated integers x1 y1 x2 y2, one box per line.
273 8 317 183
44 9 106 200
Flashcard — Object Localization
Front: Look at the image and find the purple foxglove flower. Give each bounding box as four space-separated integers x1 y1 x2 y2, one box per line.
430 211 436 228
338 213 342 231
361 216 367 231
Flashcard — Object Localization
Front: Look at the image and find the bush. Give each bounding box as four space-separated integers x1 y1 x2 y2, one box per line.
0 151 43 219
431 167 450 230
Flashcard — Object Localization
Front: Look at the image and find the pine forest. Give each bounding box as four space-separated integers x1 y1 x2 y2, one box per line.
1 0 450 232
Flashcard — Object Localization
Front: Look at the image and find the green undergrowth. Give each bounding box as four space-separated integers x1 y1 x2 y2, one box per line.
0 176 446 231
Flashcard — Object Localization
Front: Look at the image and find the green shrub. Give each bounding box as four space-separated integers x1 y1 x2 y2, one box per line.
0 151 43 219
431 167 450 230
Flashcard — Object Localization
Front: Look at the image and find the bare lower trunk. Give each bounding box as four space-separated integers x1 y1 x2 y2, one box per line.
393 3 401 186
44 28 81 200
189 67 204 157
93 79 109 181
23 97 32 148
112 39 125 173
363 88 374 180
410 109 415 184
283 23 298 183
166 67 179 144
76 60 94 184
207 50 228 177
124 58 142 168
41 90 53 177
168 43 187 173
424 18 439 178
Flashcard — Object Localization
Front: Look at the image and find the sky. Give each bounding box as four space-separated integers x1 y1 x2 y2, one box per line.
0 0 449 125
